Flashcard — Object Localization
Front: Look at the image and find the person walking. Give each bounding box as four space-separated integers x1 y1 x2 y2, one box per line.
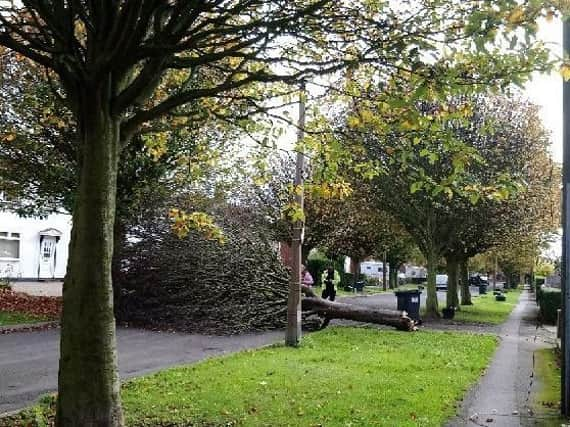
321 266 337 301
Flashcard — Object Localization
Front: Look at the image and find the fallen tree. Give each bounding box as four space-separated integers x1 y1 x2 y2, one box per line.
116 203 291 334
301 285 417 331
116 194 417 333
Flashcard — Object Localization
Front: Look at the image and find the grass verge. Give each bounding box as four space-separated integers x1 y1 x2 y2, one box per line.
0 311 48 326
452 289 521 325
3 327 498 427
531 348 566 426
122 327 495 426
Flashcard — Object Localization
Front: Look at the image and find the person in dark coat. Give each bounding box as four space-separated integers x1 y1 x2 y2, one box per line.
322 266 336 301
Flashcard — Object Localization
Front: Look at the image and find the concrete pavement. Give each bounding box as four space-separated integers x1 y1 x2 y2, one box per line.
447 289 555 427
0 327 282 414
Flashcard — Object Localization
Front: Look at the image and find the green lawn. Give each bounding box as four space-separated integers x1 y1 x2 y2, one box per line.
0 311 48 326
119 327 497 426
452 289 521 325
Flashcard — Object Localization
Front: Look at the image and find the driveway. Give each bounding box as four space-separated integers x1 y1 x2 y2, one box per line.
0 328 282 414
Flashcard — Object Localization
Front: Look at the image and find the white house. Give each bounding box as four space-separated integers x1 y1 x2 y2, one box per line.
0 211 72 280
359 260 389 278
343 257 389 278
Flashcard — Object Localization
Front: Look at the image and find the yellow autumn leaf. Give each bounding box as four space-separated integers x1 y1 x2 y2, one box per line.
347 115 360 128
507 7 525 24
401 119 416 130
560 64 570 81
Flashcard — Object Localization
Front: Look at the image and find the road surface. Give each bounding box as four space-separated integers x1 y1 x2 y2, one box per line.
0 328 282 414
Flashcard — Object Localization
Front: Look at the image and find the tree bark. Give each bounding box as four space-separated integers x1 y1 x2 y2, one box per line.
301 244 312 265
111 217 125 316
446 258 460 309
460 258 472 305
352 258 361 285
56 93 123 427
425 251 439 318
389 265 397 289
301 285 416 331
382 252 387 291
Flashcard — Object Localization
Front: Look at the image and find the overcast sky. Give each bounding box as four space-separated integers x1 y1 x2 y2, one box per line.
525 18 563 162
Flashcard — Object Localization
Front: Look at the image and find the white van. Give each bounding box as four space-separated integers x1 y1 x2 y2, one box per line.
436 274 448 291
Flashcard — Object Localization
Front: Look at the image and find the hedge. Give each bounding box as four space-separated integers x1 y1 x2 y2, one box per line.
538 287 561 325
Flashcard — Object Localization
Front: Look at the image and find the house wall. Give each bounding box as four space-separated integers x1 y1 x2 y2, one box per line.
0 211 72 280
360 260 389 278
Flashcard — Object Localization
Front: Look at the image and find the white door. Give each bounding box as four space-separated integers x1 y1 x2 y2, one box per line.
38 236 57 279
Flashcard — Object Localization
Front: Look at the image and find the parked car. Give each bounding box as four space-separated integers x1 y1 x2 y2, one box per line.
436 274 448 290
468 275 489 286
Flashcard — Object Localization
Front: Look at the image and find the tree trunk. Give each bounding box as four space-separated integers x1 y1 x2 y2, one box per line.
460 258 472 305
389 265 397 289
352 258 361 285
382 252 387 291
425 251 439 318
112 217 125 316
301 244 312 265
56 96 123 427
446 258 459 309
301 285 416 331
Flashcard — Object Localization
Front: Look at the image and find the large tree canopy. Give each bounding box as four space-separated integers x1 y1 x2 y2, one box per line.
332 94 558 317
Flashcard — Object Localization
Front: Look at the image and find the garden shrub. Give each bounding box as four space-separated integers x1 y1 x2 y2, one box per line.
538 287 561 325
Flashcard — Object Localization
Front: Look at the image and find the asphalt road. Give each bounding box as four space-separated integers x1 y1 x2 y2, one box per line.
0 328 282 414
339 288 467 309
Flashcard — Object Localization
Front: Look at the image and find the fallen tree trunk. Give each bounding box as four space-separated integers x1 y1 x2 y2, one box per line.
301 285 417 331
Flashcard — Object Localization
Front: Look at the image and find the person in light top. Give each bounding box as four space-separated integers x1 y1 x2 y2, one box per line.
301 266 314 287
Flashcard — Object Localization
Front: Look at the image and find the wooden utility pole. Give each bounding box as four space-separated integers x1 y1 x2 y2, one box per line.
562 16 570 417
285 82 306 347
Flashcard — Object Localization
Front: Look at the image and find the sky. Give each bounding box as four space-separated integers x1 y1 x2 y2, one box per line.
525 18 563 162
524 19 564 259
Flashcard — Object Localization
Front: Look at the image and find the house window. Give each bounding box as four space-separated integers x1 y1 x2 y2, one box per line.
43 243 52 259
0 232 20 259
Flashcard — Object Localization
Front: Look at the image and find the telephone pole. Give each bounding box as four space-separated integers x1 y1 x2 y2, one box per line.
562 16 570 416
285 82 306 347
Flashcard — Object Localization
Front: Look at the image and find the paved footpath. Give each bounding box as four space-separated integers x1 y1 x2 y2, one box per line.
448 289 556 427
0 328 282 414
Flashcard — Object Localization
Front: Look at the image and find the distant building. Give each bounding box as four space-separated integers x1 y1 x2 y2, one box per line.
358 260 389 279
403 265 427 282
0 211 72 280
